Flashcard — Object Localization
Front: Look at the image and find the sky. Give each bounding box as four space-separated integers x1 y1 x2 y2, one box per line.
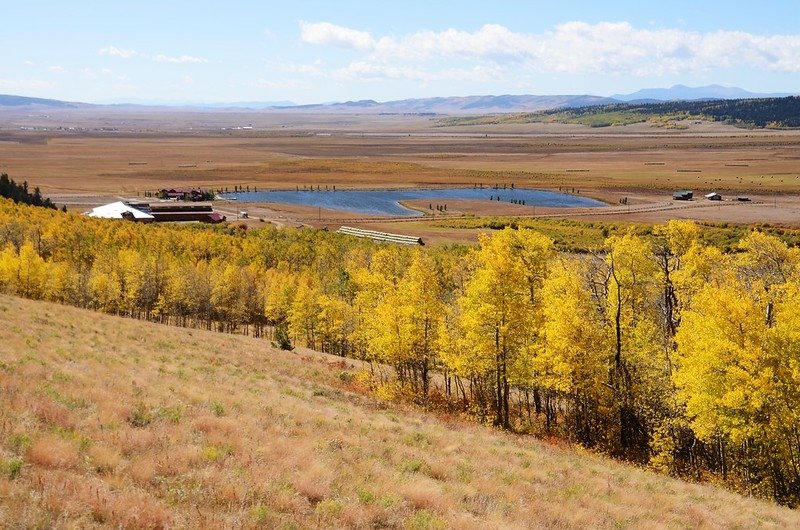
1 0 799 104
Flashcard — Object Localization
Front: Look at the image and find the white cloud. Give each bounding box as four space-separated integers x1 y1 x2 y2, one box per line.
270 59 325 75
256 78 309 89
333 62 502 83
300 22 375 52
0 79 53 90
99 45 139 59
49 65 65 73
299 21 800 78
99 46 207 64
155 54 208 64
82 67 116 80
335 62 429 81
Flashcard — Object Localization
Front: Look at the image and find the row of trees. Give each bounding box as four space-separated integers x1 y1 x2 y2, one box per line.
545 96 800 128
0 173 59 210
1 197 799 505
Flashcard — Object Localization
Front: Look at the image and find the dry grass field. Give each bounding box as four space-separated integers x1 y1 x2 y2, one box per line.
2 293 800 528
3 107 800 235
2 110 800 194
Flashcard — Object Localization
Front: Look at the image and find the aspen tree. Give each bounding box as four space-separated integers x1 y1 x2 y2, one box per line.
288 273 321 349
604 231 662 454
677 251 800 502
538 258 609 442
264 268 297 347
45 261 78 304
88 251 123 313
315 294 353 355
0 244 18 294
401 252 445 397
17 241 48 299
457 228 549 429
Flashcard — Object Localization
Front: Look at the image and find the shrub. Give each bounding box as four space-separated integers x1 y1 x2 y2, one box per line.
407 510 446 530
127 402 153 427
209 401 226 417
357 488 375 505
314 498 343 518
250 504 270 524
2 457 23 479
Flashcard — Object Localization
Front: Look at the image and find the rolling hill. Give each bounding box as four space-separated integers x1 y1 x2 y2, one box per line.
2 85 797 115
0 94 84 108
441 96 800 129
1 294 799 528
611 85 793 103
287 94 618 114
611 84 794 102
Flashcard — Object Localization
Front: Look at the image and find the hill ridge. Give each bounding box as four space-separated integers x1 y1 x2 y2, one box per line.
4 85 795 114
1 293 799 528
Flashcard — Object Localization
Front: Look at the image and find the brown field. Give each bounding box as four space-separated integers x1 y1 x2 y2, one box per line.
3 108 800 238
2 293 800 528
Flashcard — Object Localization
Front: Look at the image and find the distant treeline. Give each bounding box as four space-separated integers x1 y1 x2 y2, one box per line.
0 173 58 210
443 96 800 128
545 96 800 128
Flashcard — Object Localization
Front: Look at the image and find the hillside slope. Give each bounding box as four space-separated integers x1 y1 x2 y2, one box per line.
442 96 800 128
0 295 798 528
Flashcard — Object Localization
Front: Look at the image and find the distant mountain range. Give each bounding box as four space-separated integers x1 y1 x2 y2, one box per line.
1 85 797 114
287 94 615 114
611 84 794 102
0 94 86 108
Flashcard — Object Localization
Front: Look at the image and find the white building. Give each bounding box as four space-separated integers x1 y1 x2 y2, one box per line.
85 201 154 221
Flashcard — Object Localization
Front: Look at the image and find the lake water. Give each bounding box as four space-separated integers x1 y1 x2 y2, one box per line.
220 188 604 217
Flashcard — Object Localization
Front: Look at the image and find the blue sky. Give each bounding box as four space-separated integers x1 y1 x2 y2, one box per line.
2 1 798 104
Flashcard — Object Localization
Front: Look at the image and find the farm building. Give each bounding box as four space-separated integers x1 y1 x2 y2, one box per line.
673 190 693 201
158 188 211 201
337 226 424 245
705 192 722 201
85 201 154 222
148 202 225 223
86 201 225 223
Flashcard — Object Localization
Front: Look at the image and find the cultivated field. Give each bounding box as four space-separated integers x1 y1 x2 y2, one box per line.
1 294 799 528
2 107 800 239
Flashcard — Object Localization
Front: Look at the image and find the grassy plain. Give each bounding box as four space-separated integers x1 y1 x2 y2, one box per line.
1 110 800 193
2 294 800 528
2 108 800 235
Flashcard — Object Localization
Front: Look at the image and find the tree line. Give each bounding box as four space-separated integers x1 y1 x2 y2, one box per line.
1 197 800 505
0 174 59 210
546 96 800 128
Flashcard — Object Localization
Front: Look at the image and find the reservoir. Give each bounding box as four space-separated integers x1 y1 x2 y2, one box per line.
220 188 604 217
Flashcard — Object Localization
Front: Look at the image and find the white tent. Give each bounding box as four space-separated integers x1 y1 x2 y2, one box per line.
86 201 154 220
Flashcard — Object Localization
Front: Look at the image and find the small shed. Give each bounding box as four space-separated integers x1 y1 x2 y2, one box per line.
705 192 722 201
673 190 693 201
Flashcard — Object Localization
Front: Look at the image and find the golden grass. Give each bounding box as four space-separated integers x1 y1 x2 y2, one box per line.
1 293 799 528
1 127 800 195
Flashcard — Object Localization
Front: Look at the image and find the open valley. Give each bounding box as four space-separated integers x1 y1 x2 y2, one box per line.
2 110 800 243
